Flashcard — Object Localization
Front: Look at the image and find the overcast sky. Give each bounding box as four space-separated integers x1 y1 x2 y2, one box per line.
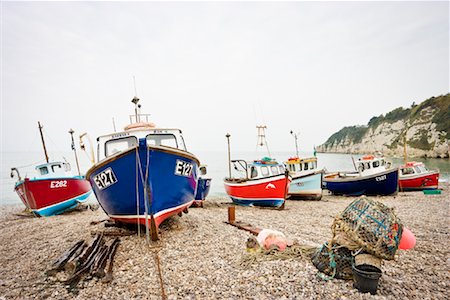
1 1 449 156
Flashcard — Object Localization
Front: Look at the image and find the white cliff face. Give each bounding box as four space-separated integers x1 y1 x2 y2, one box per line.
317 106 450 158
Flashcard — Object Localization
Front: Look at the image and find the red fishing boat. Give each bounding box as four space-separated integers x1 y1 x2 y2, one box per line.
399 162 439 191
10 123 92 216
223 127 290 208
224 158 290 207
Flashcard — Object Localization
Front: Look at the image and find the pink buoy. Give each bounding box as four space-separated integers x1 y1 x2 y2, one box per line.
399 227 416 250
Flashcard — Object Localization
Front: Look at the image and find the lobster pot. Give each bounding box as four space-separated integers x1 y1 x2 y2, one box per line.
311 242 354 280
333 197 402 260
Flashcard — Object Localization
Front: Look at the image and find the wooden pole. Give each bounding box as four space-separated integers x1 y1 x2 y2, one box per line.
38 121 49 163
69 129 81 176
228 206 235 224
226 133 231 178
403 132 408 165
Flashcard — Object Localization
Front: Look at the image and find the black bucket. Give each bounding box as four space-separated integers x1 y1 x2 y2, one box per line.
352 264 382 295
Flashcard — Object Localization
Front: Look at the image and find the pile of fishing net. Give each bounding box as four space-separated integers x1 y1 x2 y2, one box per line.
311 196 403 282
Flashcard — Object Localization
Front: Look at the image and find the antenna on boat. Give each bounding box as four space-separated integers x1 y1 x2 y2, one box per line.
226 133 231 178
256 125 271 157
112 117 117 132
132 76 140 123
38 121 49 163
69 129 81 176
290 130 300 158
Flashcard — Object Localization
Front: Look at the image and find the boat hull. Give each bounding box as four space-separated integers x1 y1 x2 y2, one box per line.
399 171 439 191
323 168 399 196
223 175 289 207
86 144 199 229
288 172 322 200
193 177 211 206
14 177 92 216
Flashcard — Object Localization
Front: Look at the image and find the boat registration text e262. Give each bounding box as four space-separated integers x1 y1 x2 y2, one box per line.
93 168 118 190
175 160 193 177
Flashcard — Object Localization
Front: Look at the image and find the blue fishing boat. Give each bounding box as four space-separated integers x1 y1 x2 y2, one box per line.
323 155 398 196
193 165 211 207
85 97 199 240
285 157 323 200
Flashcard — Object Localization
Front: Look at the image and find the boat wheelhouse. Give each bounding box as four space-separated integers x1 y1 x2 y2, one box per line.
323 155 398 196
223 158 290 207
86 98 199 240
193 165 212 207
285 156 323 200
399 161 439 191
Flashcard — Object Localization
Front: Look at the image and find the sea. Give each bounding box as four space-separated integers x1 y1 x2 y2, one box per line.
1 150 449 205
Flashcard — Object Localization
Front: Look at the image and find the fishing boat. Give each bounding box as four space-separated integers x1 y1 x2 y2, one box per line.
223 127 290 208
224 158 290 207
399 161 439 191
285 156 323 200
85 96 199 240
193 165 212 207
11 123 92 216
284 131 322 200
323 155 398 196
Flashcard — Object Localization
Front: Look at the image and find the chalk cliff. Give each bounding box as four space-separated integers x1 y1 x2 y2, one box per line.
317 94 450 158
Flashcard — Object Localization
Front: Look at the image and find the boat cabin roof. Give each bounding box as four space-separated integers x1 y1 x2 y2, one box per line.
96 125 187 162
231 158 285 180
34 162 72 178
285 157 317 164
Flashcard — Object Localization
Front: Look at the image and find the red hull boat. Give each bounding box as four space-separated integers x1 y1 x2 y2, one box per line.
14 175 92 216
399 162 439 191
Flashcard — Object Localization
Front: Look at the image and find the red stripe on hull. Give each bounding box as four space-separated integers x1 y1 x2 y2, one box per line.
399 172 439 190
14 178 92 210
111 200 193 229
224 176 290 199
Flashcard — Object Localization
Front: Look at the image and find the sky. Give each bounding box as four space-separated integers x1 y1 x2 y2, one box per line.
1 1 449 157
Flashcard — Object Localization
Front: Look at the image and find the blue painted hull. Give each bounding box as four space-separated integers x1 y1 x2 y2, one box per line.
288 172 322 200
323 169 399 196
87 143 199 228
36 191 92 216
229 196 285 207
195 178 211 201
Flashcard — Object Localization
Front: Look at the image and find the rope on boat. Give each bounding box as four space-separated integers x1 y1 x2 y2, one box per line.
154 249 167 300
135 148 141 238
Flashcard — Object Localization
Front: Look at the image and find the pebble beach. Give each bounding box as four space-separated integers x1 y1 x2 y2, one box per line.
0 187 448 300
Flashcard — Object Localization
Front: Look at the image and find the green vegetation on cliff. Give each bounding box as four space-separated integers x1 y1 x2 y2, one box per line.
322 93 450 150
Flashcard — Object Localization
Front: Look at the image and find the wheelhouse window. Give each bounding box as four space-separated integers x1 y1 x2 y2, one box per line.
146 134 178 148
261 166 269 176
271 166 279 175
304 163 308 171
250 167 258 178
401 167 415 175
279 165 285 173
373 160 380 168
39 166 49 175
105 136 138 157
51 164 62 172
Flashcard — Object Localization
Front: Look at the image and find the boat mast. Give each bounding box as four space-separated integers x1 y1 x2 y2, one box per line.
38 121 49 163
290 130 299 158
69 129 81 176
226 133 231 178
256 125 271 157
403 131 407 165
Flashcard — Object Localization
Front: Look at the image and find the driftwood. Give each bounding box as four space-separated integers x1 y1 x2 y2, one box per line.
65 234 101 274
46 241 84 275
46 234 121 289
102 238 120 283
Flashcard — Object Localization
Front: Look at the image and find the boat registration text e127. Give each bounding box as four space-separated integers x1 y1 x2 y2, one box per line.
94 168 118 190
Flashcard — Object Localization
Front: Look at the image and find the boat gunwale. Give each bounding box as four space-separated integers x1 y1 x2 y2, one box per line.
86 145 200 179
